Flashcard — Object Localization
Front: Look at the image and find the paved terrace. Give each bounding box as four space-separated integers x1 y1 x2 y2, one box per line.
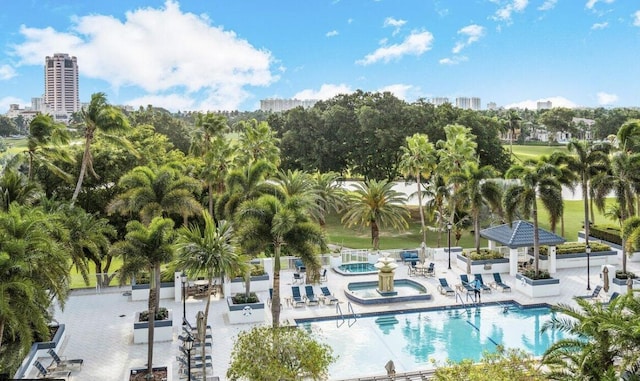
29 255 640 381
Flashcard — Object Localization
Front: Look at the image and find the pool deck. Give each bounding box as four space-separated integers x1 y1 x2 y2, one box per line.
38 255 640 381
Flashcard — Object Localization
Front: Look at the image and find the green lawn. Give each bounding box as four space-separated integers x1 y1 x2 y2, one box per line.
2 137 27 157
508 144 570 163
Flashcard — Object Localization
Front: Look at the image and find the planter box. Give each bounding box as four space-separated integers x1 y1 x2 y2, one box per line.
538 250 618 269
433 246 462 262
456 254 510 274
578 232 640 263
13 324 66 380
131 282 175 301
227 297 265 324
229 274 270 294
608 277 640 295
128 365 171 381
515 274 560 297
133 310 173 344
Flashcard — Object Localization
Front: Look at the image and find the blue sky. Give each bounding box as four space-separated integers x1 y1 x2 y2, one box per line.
1 0 639 112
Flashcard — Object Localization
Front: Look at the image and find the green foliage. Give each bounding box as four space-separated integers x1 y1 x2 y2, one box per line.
433 347 544 380
138 307 169 321
231 293 259 304
521 269 552 280
615 270 636 279
589 224 622 245
227 326 335 381
539 242 611 255
463 249 504 260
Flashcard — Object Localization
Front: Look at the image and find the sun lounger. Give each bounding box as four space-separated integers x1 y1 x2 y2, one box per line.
437 278 455 296
474 274 492 293
305 285 320 306
459 274 475 293
33 360 71 380
577 285 602 300
293 272 304 284
294 259 306 273
320 286 340 304
291 286 306 307
602 292 620 305
46 349 83 370
319 268 328 282
491 273 511 292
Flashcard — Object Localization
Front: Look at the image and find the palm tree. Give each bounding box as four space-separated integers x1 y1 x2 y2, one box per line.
342 179 409 251
112 217 176 376
565 140 610 246
424 173 449 247
504 160 563 277
234 119 281 167
216 160 276 220
23 114 73 181
71 92 132 204
505 109 522 155
450 162 503 273
399 133 437 252
107 164 202 226
310 171 346 228
236 193 326 328
0 169 41 211
176 211 243 379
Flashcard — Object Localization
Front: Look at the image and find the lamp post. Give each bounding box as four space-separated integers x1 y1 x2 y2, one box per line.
447 222 453 270
181 272 187 325
183 333 193 380
586 244 591 290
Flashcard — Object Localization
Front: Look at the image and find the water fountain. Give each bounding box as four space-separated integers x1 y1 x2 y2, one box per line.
374 254 399 296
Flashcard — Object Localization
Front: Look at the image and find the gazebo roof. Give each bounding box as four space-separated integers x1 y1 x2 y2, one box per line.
479 220 566 249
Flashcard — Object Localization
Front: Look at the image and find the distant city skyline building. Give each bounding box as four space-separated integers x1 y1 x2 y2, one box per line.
455 97 481 111
537 100 552 110
487 102 497 110
44 53 80 115
428 97 450 106
260 98 318 112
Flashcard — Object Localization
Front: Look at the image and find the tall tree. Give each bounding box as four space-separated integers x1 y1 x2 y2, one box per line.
71 92 132 204
234 119 281 167
504 160 563 277
0 169 41 211
310 171 346 228
504 109 522 155
399 133 437 252
216 160 275 221
23 114 73 181
342 179 409 251
236 193 326 327
112 217 176 376
176 212 243 379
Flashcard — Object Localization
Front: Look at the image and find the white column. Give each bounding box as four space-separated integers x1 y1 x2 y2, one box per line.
174 271 182 302
488 240 496 250
509 248 519 276
549 246 557 274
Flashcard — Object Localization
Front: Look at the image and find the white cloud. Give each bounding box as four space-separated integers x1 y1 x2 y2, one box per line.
493 0 529 23
293 84 352 100
597 92 618 105
633 10 640 26
591 22 609 29
126 93 196 111
326 30 339 37
452 24 485 54
0 65 17 80
586 0 615 10
538 0 557 11
384 17 407 36
11 0 276 111
504 96 579 109
356 30 434 65
439 56 468 65
0 96 27 112
377 84 413 100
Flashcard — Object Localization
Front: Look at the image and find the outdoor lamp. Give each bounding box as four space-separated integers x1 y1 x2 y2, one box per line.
447 222 453 270
181 272 187 325
183 334 193 380
586 244 591 291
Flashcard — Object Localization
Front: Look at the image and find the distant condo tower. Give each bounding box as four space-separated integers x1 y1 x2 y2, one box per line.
260 98 318 112
455 97 481 111
44 53 80 114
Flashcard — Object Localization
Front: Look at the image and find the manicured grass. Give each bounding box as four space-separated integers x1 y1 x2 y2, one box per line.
507 144 570 163
2 138 27 157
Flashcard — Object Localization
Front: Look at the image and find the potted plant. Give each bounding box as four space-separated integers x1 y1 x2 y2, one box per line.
227 292 265 324
515 269 560 297
456 249 509 274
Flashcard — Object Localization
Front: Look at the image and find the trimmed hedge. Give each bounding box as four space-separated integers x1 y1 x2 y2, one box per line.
589 225 622 245
521 269 552 280
539 242 611 256
462 249 504 261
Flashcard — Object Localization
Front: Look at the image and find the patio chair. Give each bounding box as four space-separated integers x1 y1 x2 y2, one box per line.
291 286 306 307
491 273 512 292
474 274 492 293
602 292 620 305
294 259 306 273
408 260 418 276
293 272 304 284
320 286 340 304
183 318 212 335
178 346 213 362
33 360 71 380
424 262 435 277
459 274 475 293
437 278 455 296
578 285 602 300
305 285 320 306
319 268 328 282
46 349 83 370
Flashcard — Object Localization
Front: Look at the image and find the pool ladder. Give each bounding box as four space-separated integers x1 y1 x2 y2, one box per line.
336 301 357 327
455 292 477 310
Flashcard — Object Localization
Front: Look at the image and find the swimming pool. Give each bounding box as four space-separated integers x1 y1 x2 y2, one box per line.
346 279 431 304
298 303 569 379
334 262 378 275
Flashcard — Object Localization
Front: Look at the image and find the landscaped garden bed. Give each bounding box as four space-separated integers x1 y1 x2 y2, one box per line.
537 242 617 269
456 249 509 274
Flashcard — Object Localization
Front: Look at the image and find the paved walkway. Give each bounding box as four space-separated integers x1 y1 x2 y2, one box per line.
37 255 640 381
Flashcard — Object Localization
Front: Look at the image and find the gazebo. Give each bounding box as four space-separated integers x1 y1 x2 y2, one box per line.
480 220 566 276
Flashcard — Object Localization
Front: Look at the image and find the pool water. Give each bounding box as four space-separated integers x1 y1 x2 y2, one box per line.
298 304 569 379
336 262 378 274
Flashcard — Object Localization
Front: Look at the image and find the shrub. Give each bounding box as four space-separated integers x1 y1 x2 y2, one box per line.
615 271 637 280
521 269 551 280
139 307 169 321
539 242 611 256
589 225 622 245
462 249 504 260
232 292 259 304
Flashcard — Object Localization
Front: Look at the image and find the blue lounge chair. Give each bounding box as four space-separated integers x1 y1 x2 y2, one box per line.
491 273 511 292
602 292 620 305
320 286 339 304
294 259 306 273
459 274 475 293
577 285 602 300
305 285 320 305
33 360 71 380
47 349 83 370
291 286 306 307
437 278 455 296
474 274 492 293
319 268 328 282
424 262 435 277
293 272 304 284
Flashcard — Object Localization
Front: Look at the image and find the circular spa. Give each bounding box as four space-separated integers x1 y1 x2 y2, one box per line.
333 262 378 275
345 279 431 305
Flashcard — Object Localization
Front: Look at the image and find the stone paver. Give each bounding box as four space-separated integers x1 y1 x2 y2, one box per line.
46 255 640 381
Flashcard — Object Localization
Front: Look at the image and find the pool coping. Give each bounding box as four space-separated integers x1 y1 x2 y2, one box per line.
332 262 379 276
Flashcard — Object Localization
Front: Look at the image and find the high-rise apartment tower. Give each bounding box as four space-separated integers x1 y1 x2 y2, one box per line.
44 53 80 114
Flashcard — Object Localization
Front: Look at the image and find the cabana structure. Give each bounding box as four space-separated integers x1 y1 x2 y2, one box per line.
480 220 565 276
